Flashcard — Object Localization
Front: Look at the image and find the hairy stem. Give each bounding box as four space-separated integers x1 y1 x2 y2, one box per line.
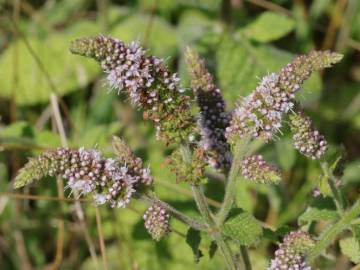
179 144 238 270
307 199 360 262
320 162 346 213
191 185 237 270
137 192 207 231
217 136 251 226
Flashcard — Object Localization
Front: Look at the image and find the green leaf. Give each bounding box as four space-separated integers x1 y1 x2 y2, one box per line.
339 237 360 264
299 207 339 225
209 241 217 259
223 209 263 246
0 21 100 105
240 11 295 43
111 13 177 58
299 197 338 225
186 228 203 263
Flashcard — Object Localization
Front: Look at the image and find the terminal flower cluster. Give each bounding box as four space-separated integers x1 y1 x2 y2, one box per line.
15 147 153 208
70 36 194 143
227 51 342 142
185 48 232 170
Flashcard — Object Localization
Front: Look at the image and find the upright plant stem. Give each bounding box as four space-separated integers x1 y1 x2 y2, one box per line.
179 144 238 270
191 185 237 270
217 136 251 226
307 199 360 262
320 162 345 213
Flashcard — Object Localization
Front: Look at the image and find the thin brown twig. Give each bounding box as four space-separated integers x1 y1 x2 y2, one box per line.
0 192 89 202
322 0 348 50
245 0 292 17
95 207 108 270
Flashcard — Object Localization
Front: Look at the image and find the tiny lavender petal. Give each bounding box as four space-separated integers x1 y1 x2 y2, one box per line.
290 112 327 159
268 230 315 270
241 155 281 184
185 47 232 170
143 203 170 241
227 51 342 142
70 36 194 143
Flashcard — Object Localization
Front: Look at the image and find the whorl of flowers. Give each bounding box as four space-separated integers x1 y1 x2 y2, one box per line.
226 51 342 142
268 230 315 270
241 155 281 184
143 203 170 241
289 112 327 159
69 36 194 143
14 147 153 208
185 47 232 170
167 147 207 185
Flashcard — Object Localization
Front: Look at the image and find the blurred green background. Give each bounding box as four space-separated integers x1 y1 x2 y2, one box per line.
0 0 359 269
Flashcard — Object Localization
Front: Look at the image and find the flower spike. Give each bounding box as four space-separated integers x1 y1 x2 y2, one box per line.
70 36 195 143
227 51 342 143
14 147 153 208
185 47 232 170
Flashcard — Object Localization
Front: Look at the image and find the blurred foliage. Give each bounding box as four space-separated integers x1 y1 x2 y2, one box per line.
0 0 359 269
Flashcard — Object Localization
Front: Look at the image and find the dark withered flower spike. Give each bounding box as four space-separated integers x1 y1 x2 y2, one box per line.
70 36 195 143
185 47 232 170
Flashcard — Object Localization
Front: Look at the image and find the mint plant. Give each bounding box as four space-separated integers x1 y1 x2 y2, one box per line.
13 35 360 270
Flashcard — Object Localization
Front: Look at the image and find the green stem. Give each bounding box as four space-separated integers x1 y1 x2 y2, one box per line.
137 193 207 231
320 162 345 213
191 185 237 270
179 144 238 270
240 246 252 270
307 199 360 262
217 136 251 226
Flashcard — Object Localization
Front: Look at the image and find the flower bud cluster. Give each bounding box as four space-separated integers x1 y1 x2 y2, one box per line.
289 112 327 159
70 36 194 143
16 147 153 208
227 51 342 142
185 48 232 170
279 51 343 94
241 155 281 184
143 203 170 241
268 230 315 270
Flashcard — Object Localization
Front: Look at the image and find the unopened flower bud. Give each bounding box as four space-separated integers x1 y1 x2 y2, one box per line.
143 203 170 241
290 112 327 159
241 155 281 184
